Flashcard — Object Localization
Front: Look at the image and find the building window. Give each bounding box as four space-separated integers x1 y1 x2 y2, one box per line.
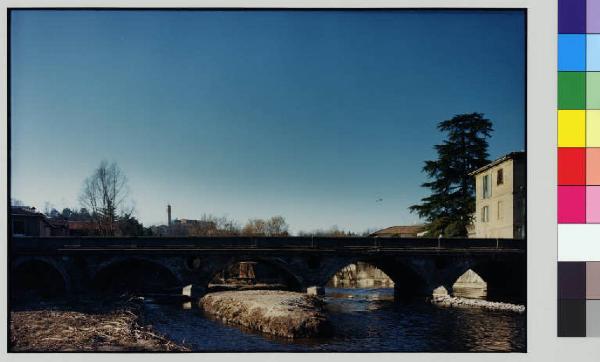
498 200 504 220
483 174 492 199
497 168 504 185
481 206 489 223
13 220 25 235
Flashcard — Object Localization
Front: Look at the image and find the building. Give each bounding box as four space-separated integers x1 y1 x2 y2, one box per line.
468 152 526 239
370 225 427 238
170 218 217 236
67 220 99 236
152 205 218 236
10 206 68 237
172 218 214 228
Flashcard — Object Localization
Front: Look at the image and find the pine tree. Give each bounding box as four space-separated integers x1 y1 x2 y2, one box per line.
409 113 493 237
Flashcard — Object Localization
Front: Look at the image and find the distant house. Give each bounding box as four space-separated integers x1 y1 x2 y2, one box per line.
370 225 427 238
159 205 218 236
67 220 99 236
150 224 170 236
468 152 526 239
169 218 218 236
10 206 68 236
172 218 215 229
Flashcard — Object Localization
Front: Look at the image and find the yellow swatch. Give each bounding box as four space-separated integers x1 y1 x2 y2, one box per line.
588 110 600 147
558 110 586 147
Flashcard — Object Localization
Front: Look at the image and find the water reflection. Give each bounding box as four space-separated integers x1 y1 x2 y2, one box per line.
142 287 525 352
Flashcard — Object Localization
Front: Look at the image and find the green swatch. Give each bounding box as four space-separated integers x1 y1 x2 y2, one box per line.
587 72 600 110
559 72 586 109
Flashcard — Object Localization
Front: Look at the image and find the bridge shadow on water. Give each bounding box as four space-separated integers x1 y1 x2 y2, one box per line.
136 285 525 352
9 264 526 353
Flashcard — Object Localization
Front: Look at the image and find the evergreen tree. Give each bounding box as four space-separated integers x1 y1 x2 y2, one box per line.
409 113 493 237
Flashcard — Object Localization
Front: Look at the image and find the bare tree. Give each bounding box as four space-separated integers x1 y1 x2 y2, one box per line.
79 161 130 236
297 225 359 237
217 218 241 235
207 215 241 236
43 201 54 216
242 218 268 236
242 216 288 236
167 214 241 237
266 216 288 236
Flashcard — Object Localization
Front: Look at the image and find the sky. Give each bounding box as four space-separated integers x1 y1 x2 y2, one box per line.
9 10 525 233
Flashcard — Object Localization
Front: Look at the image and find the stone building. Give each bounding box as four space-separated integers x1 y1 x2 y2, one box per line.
468 152 526 239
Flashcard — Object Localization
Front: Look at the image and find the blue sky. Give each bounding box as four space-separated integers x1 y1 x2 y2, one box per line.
10 10 525 233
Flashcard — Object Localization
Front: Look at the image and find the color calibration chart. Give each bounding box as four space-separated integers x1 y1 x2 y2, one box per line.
558 0 600 337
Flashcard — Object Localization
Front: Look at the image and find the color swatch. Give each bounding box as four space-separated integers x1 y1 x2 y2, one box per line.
558 262 600 336
558 0 600 337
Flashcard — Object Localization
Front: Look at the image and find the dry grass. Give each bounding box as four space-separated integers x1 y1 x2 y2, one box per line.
10 303 188 352
200 290 331 339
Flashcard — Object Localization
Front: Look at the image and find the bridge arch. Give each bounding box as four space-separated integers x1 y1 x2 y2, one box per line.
92 257 182 295
326 261 394 288
448 257 526 303
11 256 71 297
319 256 428 298
204 256 304 292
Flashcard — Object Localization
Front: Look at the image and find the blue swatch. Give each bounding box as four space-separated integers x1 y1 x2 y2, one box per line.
559 34 586 71
587 35 600 72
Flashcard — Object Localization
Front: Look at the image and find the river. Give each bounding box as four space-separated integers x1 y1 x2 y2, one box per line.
142 287 526 352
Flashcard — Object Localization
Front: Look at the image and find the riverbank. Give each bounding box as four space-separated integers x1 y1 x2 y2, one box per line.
431 295 526 313
199 290 331 338
10 299 188 352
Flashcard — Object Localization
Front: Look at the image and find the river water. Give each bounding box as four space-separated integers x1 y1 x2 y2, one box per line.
142 287 526 352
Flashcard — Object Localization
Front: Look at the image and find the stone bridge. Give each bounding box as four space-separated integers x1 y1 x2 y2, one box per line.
10 236 526 303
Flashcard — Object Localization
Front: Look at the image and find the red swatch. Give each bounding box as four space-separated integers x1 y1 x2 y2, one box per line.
558 147 586 185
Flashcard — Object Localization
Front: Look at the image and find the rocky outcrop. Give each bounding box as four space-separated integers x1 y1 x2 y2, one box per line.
431 295 525 313
199 290 331 338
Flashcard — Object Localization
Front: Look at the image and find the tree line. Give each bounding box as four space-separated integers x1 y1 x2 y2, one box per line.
32 161 365 237
15 112 494 238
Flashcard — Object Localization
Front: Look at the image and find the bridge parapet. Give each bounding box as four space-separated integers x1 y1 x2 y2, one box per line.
10 236 526 303
11 236 526 253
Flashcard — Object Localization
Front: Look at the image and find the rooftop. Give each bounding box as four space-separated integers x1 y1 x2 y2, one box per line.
10 206 44 217
468 151 525 176
370 225 427 237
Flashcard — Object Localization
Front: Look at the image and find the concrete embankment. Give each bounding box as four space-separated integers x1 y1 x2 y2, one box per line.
431 295 526 313
199 290 331 338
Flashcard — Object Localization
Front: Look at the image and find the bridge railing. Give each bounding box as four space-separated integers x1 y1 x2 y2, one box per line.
10 236 526 252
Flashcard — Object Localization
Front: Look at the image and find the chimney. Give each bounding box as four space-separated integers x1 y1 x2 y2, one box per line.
167 204 172 227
